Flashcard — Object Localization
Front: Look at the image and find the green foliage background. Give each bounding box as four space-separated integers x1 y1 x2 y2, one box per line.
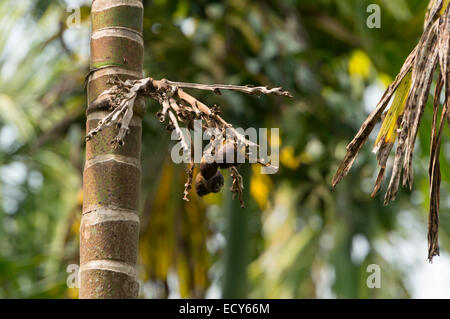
0 0 449 298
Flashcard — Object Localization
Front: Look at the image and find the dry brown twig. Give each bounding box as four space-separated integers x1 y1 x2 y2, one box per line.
229 166 245 208
86 76 291 206
332 0 449 262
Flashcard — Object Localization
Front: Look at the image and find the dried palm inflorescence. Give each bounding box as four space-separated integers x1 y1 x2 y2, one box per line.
332 0 449 262
86 77 291 208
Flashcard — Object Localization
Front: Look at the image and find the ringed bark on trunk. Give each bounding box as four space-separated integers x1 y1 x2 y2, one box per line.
80 0 144 299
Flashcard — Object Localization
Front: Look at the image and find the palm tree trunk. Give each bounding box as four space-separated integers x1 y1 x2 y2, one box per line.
80 0 144 298
222 167 250 298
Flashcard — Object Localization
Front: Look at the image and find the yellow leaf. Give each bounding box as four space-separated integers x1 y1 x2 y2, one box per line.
375 71 412 146
441 0 450 14
66 287 79 299
378 73 392 88
250 165 273 209
348 50 371 79
280 145 301 170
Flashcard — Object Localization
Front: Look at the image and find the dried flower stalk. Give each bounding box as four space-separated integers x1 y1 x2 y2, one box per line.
87 76 291 206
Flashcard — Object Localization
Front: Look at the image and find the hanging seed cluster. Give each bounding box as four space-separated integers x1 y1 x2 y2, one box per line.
333 1 449 262
86 77 291 207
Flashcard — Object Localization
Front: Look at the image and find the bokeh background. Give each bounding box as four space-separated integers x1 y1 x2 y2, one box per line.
1 0 450 298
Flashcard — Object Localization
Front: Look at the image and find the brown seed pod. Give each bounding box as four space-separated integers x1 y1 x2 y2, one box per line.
206 170 224 193
215 141 240 169
195 173 210 197
200 156 218 180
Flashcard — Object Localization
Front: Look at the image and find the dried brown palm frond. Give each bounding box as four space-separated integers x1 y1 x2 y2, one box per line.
332 0 449 262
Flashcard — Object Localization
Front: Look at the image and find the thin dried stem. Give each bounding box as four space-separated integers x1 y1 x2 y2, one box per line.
183 161 195 201
229 166 245 208
162 79 293 97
